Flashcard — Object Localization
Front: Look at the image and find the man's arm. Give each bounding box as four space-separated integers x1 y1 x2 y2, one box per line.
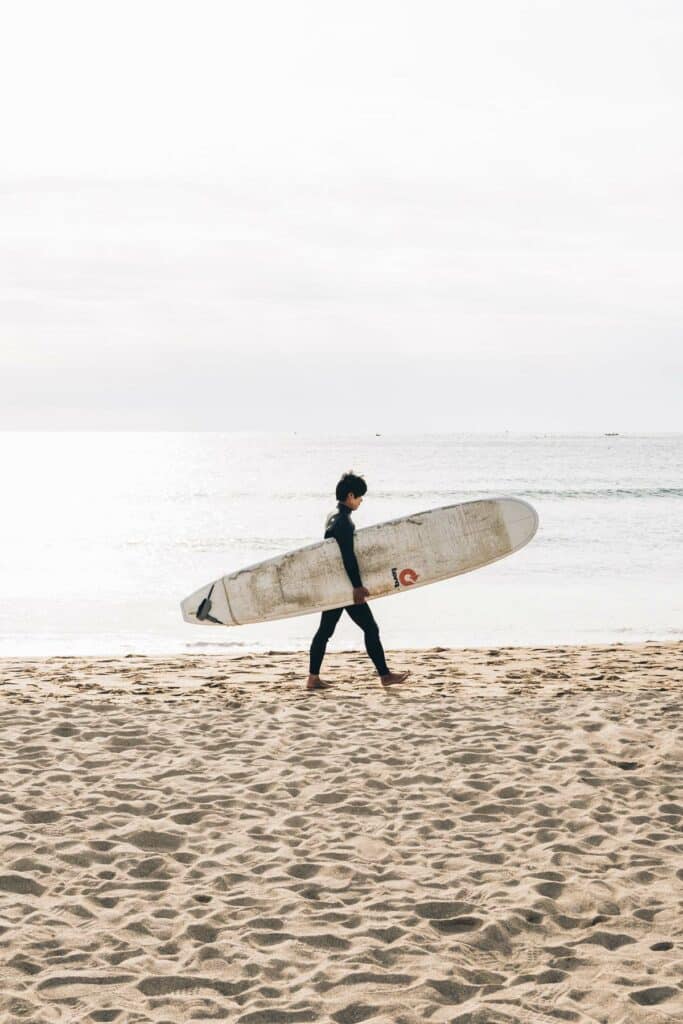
333 516 363 590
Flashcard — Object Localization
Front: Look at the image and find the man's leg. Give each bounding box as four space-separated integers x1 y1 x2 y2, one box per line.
308 607 344 688
344 602 388 675
344 604 409 685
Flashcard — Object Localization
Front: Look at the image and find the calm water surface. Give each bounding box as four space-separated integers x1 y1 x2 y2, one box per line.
0 432 680 655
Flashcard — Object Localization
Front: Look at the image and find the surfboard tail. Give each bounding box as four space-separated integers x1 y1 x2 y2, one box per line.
180 580 233 626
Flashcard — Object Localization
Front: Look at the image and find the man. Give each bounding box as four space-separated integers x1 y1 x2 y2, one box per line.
307 471 410 691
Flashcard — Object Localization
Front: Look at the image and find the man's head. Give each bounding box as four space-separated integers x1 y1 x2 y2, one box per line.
335 471 367 510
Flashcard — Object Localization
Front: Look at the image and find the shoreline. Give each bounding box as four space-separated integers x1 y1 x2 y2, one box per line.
2 629 681 659
1 641 680 703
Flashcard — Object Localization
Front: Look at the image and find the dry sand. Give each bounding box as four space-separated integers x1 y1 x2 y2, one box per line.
1 642 682 1024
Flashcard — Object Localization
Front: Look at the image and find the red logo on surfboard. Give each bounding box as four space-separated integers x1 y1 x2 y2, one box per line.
392 567 419 587
399 568 418 586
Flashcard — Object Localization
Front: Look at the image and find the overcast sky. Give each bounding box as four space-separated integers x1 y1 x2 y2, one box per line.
1 0 681 430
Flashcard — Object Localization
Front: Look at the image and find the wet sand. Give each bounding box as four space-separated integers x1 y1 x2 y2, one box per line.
1 642 682 1023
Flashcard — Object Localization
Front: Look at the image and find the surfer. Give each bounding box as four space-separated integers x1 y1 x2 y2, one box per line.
307 472 410 691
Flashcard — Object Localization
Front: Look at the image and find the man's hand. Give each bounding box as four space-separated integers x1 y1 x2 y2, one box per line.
353 586 370 605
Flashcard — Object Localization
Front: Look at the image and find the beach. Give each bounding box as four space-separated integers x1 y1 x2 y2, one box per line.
1 641 682 1023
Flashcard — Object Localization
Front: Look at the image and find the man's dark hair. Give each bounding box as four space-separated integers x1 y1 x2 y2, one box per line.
335 471 367 502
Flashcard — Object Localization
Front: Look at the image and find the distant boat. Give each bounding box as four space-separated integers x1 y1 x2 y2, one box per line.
605 432 620 436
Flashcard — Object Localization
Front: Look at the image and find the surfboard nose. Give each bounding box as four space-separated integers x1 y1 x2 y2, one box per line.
501 498 539 550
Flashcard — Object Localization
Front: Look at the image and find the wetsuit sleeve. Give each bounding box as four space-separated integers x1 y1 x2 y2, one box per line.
333 517 363 588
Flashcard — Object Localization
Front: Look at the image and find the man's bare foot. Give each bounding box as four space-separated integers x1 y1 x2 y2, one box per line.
306 675 333 691
380 671 410 687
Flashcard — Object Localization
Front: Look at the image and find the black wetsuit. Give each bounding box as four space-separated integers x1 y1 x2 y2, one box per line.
308 502 389 677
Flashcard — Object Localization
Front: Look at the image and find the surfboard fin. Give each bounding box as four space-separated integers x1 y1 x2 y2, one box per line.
196 584 222 624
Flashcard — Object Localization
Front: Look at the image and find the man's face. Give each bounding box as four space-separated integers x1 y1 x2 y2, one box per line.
345 493 364 510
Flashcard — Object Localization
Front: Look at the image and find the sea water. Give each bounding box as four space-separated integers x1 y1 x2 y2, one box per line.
0 432 680 656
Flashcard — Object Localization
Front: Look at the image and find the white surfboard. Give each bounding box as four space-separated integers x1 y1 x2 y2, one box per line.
180 497 538 628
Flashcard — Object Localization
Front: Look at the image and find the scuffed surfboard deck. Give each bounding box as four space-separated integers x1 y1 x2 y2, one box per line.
181 498 538 627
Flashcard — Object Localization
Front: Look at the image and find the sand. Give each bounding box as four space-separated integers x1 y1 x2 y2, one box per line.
1 641 682 1024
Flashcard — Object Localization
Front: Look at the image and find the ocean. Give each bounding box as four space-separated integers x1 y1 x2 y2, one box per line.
1 432 680 656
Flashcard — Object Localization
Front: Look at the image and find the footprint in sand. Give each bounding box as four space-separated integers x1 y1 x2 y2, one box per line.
428 914 482 934
121 830 184 853
629 986 678 1006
